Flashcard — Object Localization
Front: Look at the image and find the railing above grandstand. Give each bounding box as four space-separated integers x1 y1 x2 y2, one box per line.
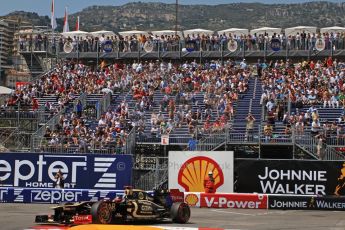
15 27 345 56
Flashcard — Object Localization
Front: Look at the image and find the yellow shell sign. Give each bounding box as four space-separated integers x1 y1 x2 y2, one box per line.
185 193 199 206
177 156 224 192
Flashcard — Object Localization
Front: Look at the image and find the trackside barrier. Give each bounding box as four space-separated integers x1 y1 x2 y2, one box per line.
183 192 268 209
2 187 345 211
0 187 125 204
183 192 345 211
268 195 345 211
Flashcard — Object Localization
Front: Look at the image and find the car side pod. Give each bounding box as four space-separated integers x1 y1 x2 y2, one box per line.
170 202 191 224
91 201 114 224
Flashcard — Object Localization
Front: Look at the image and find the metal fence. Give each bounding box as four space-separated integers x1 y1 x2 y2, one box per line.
134 156 168 190
31 136 125 154
96 93 111 119
17 36 344 54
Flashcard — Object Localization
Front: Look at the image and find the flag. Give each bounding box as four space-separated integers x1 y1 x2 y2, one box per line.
50 0 57 30
75 16 80 31
63 7 70 33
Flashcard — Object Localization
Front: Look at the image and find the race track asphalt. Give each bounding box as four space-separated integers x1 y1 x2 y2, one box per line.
1 203 345 230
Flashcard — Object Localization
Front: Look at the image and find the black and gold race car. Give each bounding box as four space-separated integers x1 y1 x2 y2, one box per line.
35 187 190 225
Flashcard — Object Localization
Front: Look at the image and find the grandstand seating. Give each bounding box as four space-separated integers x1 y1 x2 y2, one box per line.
1 58 345 161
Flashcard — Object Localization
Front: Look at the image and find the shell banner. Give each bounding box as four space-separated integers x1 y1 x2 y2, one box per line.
63 41 73 53
227 40 238 52
315 38 325 51
168 151 233 193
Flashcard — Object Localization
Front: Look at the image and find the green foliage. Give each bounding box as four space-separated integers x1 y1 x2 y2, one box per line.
6 2 345 32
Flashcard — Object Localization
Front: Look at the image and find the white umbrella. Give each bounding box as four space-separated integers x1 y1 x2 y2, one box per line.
0 86 13 95
285 26 317 36
218 28 248 37
320 26 345 34
183 28 214 37
119 30 149 37
151 30 183 38
250 27 281 37
91 30 116 37
61 30 90 38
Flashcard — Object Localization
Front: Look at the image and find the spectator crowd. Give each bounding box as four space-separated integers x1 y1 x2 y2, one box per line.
3 53 345 155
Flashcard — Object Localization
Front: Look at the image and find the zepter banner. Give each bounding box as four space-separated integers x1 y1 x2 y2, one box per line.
144 41 154 53
227 40 238 52
0 153 132 190
315 38 326 51
63 41 73 53
168 151 234 193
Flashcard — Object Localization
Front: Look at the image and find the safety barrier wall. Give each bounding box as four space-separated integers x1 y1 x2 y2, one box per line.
183 192 345 211
184 192 268 209
0 187 124 204
1 187 345 211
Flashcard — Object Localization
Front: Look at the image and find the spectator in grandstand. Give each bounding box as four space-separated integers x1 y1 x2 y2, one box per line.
240 59 247 69
284 124 292 136
150 125 158 138
188 137 198 151
263 123 273 143
266 99 275 112
315 133 325 160
76 100 83 118
339 92 345 108
311 118 321 136
245 112 255 141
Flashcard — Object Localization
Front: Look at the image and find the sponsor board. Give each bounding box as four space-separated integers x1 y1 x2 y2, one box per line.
0 153 132 189
0 187 123 203
269 195 345 211
0 188 8 203
235 159 345 196
103 40 113 53
169 151 233 193
200 193 267 209
315 38 325 51
270 38 281 51
227 40 238 52
184 193 201 207
144 41 154 53
185 41 197 52
64 41 73 53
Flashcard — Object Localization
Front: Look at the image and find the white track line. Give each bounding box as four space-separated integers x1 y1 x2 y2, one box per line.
211 209 256 216
212 209 295 216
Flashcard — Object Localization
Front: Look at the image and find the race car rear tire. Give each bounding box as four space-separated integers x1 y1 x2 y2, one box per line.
91 201 113 224
170 202 190 224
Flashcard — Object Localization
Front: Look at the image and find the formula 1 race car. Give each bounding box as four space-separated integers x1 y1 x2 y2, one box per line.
35 187 190 225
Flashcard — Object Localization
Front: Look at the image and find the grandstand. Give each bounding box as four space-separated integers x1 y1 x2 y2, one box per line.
1 27 345 191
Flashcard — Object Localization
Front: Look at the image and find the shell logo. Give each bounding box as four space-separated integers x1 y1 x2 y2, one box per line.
177 156 224 192
185 193 199 206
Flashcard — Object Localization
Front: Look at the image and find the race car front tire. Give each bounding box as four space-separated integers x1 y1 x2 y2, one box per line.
91 201 113 224
170 202 191 224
